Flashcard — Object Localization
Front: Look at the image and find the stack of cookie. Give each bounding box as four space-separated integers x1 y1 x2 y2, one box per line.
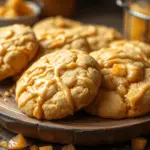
1 16 150 120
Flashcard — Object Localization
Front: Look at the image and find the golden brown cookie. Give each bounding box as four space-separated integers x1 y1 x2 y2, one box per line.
87 25 122 51
86 40 150 119
0 24 38 81
58 24 122 51
36 29 92 58
33 16 82 36
64 25 122 51
33 16 122 52
16 49 101 120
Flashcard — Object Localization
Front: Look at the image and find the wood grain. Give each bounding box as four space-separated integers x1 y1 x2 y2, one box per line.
0 79 150 145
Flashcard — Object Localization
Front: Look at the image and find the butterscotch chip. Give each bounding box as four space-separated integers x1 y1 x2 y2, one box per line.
16 49 101 120
86 40 150 119
9 134 27 149
0 24 39 81
0 134 27 149
132 138 147 150
111 64 127 77
9 87 15 94
33 16 82 36
29 145 38 150
39 146 53 150
61 144 76 150
9 85 16 94
4 91 11 97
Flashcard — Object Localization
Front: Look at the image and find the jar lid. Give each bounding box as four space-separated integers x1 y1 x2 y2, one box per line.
116 0 150 20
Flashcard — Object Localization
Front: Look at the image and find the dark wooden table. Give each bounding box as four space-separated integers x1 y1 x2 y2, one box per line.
0 126 132 150
0 1 149 149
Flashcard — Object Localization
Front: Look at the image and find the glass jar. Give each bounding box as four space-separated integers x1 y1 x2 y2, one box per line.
40 0 76 17
117 0 150 43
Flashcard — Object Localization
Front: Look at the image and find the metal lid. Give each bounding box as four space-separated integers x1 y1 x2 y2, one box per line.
116 0 150 20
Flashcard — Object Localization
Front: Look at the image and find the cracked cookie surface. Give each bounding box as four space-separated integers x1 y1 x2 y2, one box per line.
33 16 82 36
69 25 122 51
35 24 122 57
36 29 92 58
16 49 101 120
86 40 150 119
0 24 38 81
86 25 122 51
33 16 122 52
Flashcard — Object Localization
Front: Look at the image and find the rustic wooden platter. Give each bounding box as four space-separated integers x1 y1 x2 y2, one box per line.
1 79 150 145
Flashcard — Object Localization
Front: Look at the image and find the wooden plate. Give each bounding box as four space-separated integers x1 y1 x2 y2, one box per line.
0 79 150 145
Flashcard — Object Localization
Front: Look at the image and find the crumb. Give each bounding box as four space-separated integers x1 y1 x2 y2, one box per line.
4 98 8 102
3 91 11 97
9 88 14 93
61 144 76 150
9 85 16 94
132 137 147 150
0 140 8 148
29 145 38 150
3 84 16 97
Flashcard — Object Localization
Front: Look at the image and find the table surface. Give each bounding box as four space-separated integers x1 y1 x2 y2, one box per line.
0 2 149 150
0 126 132 150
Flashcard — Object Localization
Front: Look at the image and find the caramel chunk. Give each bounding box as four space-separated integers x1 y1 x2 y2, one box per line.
132 138 147 150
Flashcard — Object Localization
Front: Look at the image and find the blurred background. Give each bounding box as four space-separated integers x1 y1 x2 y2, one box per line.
1 0 149 41
40 0 123 31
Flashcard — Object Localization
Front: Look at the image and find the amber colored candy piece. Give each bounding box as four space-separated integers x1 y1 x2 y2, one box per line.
132 137 147 150
29 145 39 150
39 146 53 150
61 144 76 150
8 134 28 149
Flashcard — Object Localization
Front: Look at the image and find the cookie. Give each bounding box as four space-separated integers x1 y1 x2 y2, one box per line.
86 40 150 119
36 29 92 58
16 49 101 120
0 24 38 81
65 25 122 51
36 24 121 56
33 16 122 52
33 16 81 36
87 25 122 51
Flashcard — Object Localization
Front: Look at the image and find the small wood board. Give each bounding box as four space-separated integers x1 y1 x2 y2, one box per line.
0 79 150 145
